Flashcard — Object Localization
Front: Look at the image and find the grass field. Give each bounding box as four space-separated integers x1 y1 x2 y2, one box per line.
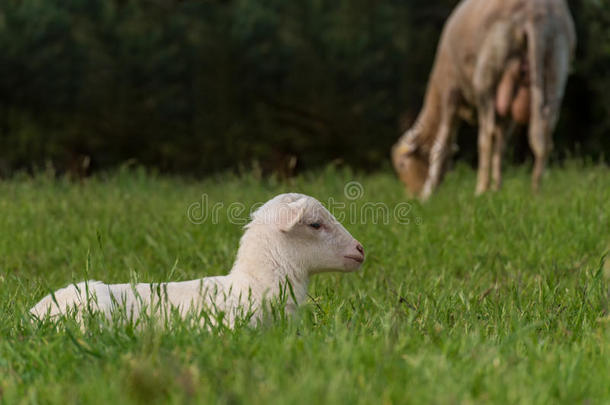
1 163 609 404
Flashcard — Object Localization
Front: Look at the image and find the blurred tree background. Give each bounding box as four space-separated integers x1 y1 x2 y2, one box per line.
0 0 607 177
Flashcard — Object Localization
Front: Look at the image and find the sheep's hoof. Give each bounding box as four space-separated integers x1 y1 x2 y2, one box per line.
531 183 541 194
418 194 430 203
474 186 488 196
419 185 433 202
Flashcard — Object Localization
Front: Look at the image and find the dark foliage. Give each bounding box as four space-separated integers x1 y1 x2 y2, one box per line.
0 0 607 176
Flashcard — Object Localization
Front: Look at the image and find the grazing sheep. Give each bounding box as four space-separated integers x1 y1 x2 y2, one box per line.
30 193 365 328
392 0 576 201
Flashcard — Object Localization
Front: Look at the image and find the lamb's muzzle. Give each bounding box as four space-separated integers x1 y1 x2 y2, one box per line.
30 193 364 328
345 243 365 265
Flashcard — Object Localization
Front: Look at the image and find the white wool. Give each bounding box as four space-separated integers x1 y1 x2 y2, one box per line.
30 193 364 328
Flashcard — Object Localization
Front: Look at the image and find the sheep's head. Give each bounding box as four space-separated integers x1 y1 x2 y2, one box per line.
391 141 429 197
250 193 364 274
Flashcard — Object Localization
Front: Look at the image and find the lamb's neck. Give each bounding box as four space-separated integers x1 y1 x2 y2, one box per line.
229 231 310 305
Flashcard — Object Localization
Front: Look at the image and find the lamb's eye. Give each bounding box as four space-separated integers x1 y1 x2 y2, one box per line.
309 222 322 229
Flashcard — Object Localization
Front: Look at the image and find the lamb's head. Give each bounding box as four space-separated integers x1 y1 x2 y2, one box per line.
247 193 365 274
391 139 429 197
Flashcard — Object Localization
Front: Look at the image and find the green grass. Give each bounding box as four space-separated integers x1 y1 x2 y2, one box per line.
1 163 609 404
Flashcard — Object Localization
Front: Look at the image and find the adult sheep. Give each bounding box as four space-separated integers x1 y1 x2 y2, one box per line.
30 193 365 328
392 0 576 201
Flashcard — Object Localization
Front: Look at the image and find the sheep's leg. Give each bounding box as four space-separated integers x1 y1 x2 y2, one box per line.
420 94 458 201
528 24 571 193
491 122 516 191
527 22 547 193
473 22 513 196
475 104 495 196
491 125 504 191
420 121 452 201
528 80 549 194
530 136 548 193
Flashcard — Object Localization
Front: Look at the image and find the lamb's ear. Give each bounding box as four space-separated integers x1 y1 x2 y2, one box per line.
277 200 306 232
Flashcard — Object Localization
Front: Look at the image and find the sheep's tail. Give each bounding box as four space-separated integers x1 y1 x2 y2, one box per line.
525 11 572 157
30 280 100 319
525 19 549 158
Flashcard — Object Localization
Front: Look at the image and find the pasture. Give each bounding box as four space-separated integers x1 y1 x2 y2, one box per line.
1 163 609 404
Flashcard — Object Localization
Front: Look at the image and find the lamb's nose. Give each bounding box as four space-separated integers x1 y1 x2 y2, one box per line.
356 243 364 255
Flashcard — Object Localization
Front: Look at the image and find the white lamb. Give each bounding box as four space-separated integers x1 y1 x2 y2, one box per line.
30 193 365 328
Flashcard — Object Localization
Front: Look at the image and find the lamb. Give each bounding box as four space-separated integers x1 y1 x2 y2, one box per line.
392 0 576 201
30 193 365 328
